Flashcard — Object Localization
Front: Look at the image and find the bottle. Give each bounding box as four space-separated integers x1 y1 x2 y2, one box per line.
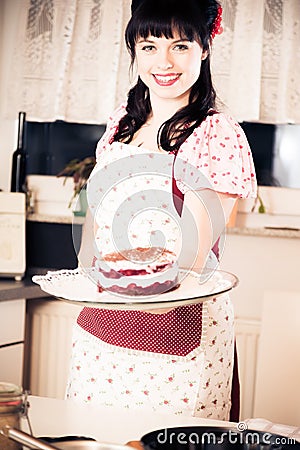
0 382 24 450
10 111 28 193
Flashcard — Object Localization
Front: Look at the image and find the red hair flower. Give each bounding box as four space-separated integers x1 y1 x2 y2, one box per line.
211 5 223 39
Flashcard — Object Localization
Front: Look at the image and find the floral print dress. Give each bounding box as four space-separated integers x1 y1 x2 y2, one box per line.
66 106 257 420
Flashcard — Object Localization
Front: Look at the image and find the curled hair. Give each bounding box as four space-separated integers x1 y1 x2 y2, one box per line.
114 0 221 152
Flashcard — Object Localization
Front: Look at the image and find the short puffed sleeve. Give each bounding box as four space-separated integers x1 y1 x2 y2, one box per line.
174 113 257 198
95 104 127 162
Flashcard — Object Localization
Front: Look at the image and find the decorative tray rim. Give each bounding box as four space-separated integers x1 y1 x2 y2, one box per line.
32 268 239 310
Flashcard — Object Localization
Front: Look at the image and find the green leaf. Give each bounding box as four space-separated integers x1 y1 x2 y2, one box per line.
257 194 266 214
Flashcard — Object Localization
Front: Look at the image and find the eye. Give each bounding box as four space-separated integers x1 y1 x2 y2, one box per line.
173 43 189 51
141 44 156 52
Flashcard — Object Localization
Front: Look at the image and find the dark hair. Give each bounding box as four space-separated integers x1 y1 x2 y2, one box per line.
113 0 221 152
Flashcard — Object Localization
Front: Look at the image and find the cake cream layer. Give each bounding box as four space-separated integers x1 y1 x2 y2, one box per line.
97 263 178 289
96 247 177 274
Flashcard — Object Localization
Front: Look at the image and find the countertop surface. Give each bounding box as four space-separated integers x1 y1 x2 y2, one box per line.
27 213 84 225
21 396 300 445
24 395 233 445
0 276 51 302
227 226 300 239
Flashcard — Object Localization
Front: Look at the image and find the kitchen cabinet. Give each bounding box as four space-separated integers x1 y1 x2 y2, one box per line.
0 299 25 386
221 227 300 426
253 290 300 427
26 220 81 272
25 299 81 399
0 192 26 280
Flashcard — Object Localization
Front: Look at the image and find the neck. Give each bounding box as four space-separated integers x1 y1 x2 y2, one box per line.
148 92 189 126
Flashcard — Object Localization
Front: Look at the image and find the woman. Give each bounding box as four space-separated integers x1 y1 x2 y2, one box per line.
66 0 257 421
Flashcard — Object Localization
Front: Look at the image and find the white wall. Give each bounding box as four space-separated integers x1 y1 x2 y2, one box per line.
220 232 300 319
0 0 20 192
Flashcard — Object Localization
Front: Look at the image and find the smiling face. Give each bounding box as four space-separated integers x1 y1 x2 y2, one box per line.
135 32 207 107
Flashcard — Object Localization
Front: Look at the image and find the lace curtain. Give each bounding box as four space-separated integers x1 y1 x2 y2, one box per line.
3 0 300 124
4 0 132 123
211 0 300 123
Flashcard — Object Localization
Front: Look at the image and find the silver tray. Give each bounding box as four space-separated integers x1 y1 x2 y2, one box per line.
32 268 238 311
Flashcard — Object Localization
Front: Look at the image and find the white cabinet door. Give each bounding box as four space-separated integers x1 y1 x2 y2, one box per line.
0 299 25 345
0 299 25 385
0 343 24 386
253 291 300 427
27 299 81 398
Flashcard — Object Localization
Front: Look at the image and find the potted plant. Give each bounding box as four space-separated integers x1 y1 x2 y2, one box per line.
57 156 96 215
251 189 266 214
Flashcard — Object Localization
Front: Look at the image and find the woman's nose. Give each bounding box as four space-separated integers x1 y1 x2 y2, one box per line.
156 51 174 70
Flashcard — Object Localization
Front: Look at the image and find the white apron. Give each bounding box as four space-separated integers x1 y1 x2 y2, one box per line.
66 141 235 420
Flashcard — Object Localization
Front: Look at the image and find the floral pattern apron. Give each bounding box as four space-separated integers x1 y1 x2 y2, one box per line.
66 292 234 419
65 126 251 419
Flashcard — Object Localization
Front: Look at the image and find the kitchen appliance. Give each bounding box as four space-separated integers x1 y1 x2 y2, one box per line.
0 192 26 280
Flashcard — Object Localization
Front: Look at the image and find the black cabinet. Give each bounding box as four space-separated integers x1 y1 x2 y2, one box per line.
26 221 82 274
240 122 278 186
26 120 106 176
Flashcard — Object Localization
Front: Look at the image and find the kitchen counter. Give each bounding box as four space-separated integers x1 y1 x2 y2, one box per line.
24 395 233 445
27 213 84 225
227 225 300 239
20 396 300 446
0 276 51 302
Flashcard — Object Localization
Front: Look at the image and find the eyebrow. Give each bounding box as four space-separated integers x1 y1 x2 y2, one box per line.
136 38 190 44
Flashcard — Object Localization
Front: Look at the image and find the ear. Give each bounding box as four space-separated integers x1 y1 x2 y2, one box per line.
201 49 209 60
